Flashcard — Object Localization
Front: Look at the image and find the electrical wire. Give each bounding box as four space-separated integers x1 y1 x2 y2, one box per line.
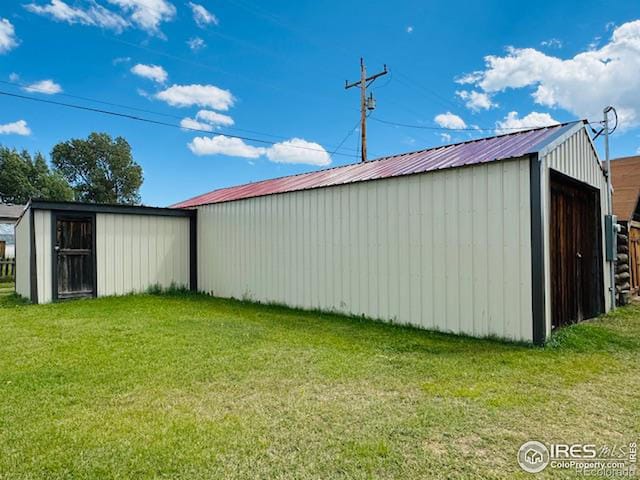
328 118 361 160
0 90 360 158
607 107 618 135
0 80 360 153
370 115 603 133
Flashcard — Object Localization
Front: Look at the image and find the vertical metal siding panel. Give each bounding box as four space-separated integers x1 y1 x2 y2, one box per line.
408 176 421 327
134 216 142 292
14 211 31 299
487 163 504 337
421 174 434 329
502 161 519 339
377 180 389 320
388 181 401 322
458 169 474 335
367 182 379 319
114 215 123 294
432 172 446 331
306 191 313 309
95 214 104 296
125 216 134 292
398 179 411 324
445 170 459 332
519 159 533 341
35 211 52 304
350 185 361 314
472 165 489 337
281 194 288 305
141 216 150 292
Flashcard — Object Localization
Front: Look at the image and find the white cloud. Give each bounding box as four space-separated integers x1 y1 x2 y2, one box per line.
495 111 559 134
156 84 234 110
112 56 131 65
188 135 332 165
266 138 331 166
8 72 19 82
130 63 167 83
440 133 451 143
24 0 128 32
456 90 496 111
189 135 265 158
23 79 62 94
455 71 483 85
25 0 176 35
196 109 234 127
0 120 31 136
180 117 214 132
540 38 562 48
188 2 218 27
0 19 19 54
106 0 176 35
434 112 467 129
406 26 414 33
458 20 640 128
187 36 206 51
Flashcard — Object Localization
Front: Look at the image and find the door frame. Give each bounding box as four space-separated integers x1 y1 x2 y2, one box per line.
549 169 605 328
51 210 97 301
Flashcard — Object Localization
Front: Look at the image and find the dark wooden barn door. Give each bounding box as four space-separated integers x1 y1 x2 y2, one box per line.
54 215 95 299
550 171 604 329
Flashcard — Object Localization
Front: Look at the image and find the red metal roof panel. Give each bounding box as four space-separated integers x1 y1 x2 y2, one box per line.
172 122 575 208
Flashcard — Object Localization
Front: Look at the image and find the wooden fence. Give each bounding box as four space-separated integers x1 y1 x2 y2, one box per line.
0 259 15 281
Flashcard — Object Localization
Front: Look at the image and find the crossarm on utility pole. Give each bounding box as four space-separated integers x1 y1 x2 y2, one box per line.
344 58 387 162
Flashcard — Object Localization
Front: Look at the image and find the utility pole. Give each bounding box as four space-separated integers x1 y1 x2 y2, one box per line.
604 106 617 311
345 58 387 162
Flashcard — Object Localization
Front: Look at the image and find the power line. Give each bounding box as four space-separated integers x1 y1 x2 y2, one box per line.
370 115 600 132
328 118 361 161
0 90 360 158
0 80 359 153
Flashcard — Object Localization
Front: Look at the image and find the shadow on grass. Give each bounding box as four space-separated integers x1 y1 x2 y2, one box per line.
4 283 639 356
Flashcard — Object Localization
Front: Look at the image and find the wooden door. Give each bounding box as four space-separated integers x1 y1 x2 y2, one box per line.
54 215 95 299
550 171 604 329
630 226 640 294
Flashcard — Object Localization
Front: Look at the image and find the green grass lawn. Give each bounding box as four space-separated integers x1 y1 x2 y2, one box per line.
0 285 638 479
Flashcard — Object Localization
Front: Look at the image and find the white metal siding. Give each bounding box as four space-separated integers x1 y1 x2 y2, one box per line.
34 210 52 304
14 212 30 299
96 213 190 296
542 127 612 337
198 157 533 342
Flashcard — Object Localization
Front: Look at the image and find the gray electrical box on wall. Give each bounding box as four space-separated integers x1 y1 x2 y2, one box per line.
605 214 618 261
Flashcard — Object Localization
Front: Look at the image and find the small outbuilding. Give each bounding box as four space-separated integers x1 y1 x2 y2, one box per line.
174 120 613 344
15 201 196 304
14 121 614 345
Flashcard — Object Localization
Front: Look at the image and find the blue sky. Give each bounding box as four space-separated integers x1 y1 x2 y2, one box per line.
0 0 639 206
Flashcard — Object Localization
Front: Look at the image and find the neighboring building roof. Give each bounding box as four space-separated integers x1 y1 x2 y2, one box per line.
173 121 583 208
0 204 26 223
611 155 640 221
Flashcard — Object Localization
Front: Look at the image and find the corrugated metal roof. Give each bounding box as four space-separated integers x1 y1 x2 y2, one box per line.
172 122 578 208
0 204 26 223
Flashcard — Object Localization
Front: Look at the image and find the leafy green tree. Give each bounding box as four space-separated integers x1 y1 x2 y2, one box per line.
0 147 73 204
51 133 143 205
